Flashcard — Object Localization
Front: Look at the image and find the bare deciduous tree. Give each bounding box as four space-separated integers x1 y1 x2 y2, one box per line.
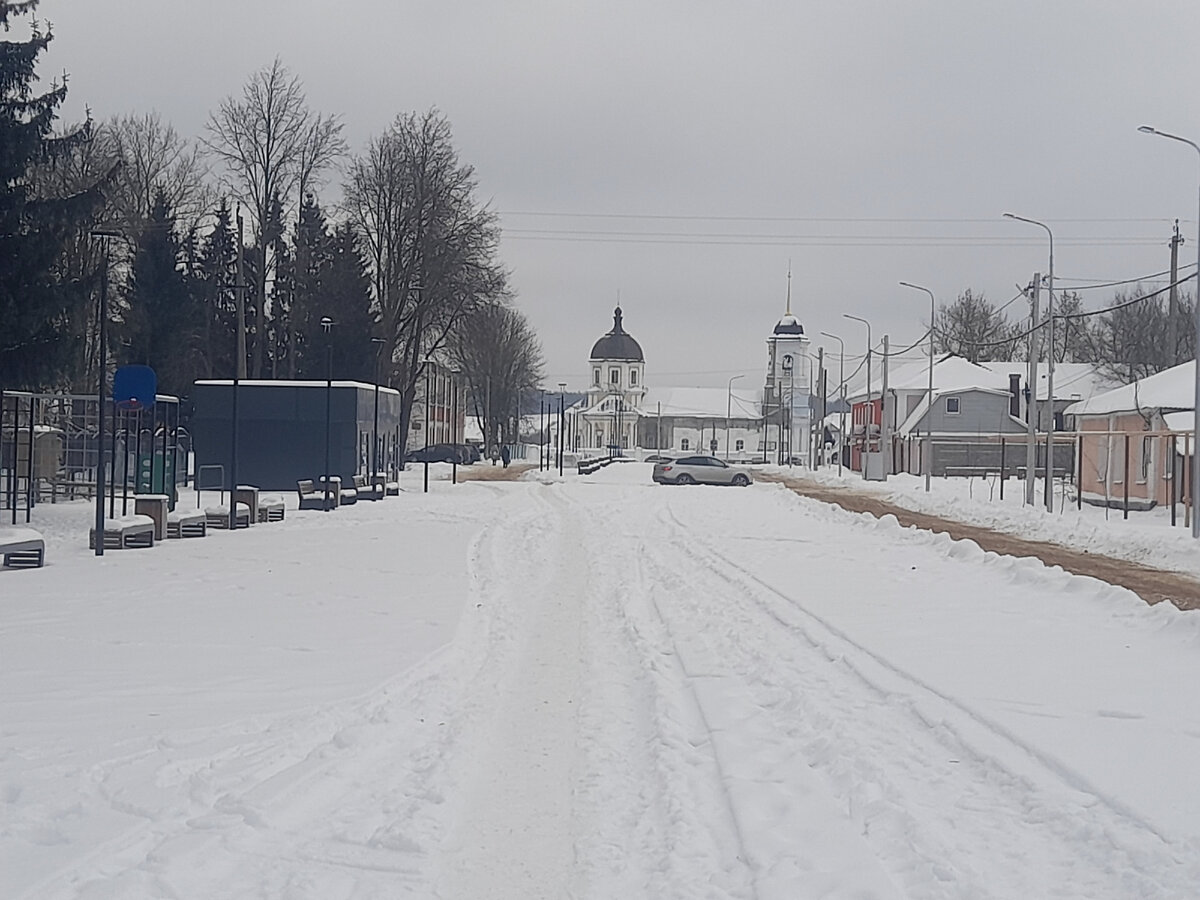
203 58 345 377
451 299 544 452
1088 289 1190 384
935 289 1017 362
98 112 212 238
345 109 505 451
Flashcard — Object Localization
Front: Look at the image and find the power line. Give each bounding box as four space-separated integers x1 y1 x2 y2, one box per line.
501 230 1167 248
500 211 1185 225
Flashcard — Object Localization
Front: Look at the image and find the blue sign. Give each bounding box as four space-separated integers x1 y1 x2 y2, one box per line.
113 365 157 411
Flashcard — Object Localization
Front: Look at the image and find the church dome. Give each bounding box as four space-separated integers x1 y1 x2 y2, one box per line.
773 313 804 336
590 306 644 361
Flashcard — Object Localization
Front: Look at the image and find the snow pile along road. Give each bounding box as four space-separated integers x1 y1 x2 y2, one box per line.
4 463 1200 898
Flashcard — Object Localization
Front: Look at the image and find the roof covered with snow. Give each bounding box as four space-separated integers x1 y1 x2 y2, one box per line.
843 355 1119 405
640 387 762 419
1064 360 1195 417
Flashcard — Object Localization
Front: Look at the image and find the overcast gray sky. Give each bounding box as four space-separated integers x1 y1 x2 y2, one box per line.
38 1 1200 389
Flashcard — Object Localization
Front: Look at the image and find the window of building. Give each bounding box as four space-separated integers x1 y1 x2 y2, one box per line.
593 367 600 386
681 438 690 451
630 368 638 386
610 367 620 384
945 397 961 415
735 439 744 451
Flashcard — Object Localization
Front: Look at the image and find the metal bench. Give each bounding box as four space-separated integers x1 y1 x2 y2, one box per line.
89 516 156 550
1 527 45 568
167 509 208 538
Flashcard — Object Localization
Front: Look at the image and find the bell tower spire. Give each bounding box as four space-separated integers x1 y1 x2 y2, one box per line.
785 261 793 316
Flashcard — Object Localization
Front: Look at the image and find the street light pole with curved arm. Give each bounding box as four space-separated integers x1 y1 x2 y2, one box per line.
900 282 936 493
844 314 872 480
820 330 846 476
1004 212 1056 511
1139 124 1200 538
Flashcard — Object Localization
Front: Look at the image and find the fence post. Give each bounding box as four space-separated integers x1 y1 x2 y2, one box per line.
1171 434 1178 526
1180 436 1190 535
1123 434 1130 520
1077 433 1083 511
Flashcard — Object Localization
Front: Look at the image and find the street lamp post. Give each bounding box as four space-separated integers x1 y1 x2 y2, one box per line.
320 317 334 511
844 314 872 480
90 231 115 556
1004 213 1056 511
371 337 386 494
782 355 794 467
899 282 936 492
1138 125 1200 538
423 359 433 493
725 374 745 460
557 382 567 475
820 331 846 477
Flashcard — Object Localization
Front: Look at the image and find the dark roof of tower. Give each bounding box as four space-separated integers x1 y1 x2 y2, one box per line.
773 313 805 335
590 306 644 361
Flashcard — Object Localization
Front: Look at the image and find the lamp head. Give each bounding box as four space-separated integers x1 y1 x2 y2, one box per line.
1138 125 1157 134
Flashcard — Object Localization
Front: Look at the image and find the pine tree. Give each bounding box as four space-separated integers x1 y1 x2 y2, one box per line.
0 1 109 388
289 196 375 381
195 200 238 377
125 192 205 395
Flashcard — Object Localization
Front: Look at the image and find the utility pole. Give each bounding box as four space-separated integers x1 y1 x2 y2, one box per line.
1025 274 1041 506
881 335 890 480
1170 219 1184 366
817 347 825 469
230 211 246 530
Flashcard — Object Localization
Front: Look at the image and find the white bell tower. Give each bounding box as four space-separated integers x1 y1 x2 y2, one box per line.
764 271 812 464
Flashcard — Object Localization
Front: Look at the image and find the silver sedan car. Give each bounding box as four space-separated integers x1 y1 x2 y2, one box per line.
652 455 753 487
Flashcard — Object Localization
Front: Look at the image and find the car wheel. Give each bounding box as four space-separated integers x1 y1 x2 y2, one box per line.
675 473 694 485
732 473 750 487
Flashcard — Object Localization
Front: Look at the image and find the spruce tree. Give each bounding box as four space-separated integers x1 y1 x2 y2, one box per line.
125 192 204 395
0 1 108 388
195 200 238 378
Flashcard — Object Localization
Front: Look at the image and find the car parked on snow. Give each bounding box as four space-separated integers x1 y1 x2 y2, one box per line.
652 455 752 487
405 443 476 464
643 454 674 464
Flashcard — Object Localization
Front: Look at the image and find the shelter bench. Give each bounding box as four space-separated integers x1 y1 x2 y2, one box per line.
167 509 208 538
89 516 156 550
297 479 330 510
1 527 45 568
204 503 251 529
354 474 384 501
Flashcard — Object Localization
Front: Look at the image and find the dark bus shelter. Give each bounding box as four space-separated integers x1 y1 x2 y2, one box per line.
191 380 403 492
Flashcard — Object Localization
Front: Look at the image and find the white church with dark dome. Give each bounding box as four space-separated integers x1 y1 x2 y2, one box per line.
565 299 813 462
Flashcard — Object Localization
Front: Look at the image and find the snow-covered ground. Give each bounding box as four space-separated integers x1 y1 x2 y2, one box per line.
4 463 1200 898
782 464 1200 581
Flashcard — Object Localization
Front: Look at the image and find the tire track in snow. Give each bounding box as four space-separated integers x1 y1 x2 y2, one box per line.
652 489 1198 899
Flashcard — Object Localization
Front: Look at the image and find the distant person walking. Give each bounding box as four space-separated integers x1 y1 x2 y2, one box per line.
500 445 511 468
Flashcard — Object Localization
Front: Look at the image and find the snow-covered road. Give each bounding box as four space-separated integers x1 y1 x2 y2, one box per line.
5 464 1200 898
